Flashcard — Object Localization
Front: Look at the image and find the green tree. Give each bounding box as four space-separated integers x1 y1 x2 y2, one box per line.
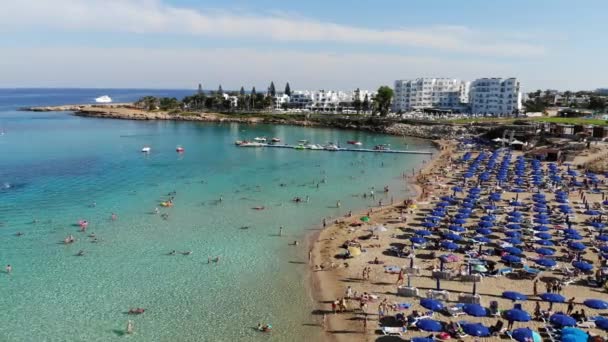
159 97 181 111
373 86 394 116
588 96 606 111
362 94 370 112
284 82 291 96
135 96 160 111
269 81 276 97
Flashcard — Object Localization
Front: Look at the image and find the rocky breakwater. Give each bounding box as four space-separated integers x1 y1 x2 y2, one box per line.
384 122 478 139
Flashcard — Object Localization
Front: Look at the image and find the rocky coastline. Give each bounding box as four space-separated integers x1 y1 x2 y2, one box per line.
21 104 486 139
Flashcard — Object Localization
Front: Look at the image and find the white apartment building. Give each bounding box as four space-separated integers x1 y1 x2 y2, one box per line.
392 78 469 113
469 78 522 115
285 89 374 113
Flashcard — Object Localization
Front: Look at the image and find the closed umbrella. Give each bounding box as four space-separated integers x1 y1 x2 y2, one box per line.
503 291 528 301
463 304 487 317
549 314 576 327
420 298 444 312
583 299 608 310
416 319 443 332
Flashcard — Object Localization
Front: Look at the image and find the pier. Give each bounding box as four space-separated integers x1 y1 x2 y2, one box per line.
237 143 434 155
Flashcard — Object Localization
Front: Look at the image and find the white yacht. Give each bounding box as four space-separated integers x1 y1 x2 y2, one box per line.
141 146 151 153
95 95 112 103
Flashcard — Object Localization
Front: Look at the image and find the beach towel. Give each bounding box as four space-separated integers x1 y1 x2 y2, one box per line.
384 266 401 273
394 303 411 310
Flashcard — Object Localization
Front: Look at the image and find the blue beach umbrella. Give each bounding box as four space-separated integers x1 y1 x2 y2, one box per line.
420 298 444 312
540 293 566 303
461 323 490 337
568 242 586 251
453 218 467 225
416 319 443 332
503 291 528 301
536 240 555 246
535 232 552 240
505 231 521 238
549 314 576 327
535 258 557 268
476 228 492 235
410 237 427 244
421 222 437 228
535 248 555 256
504 247 523 255
448 225 466 232
506 223 522 230
502 255 521 264
415 230 432 237
411 338 435 342
474 236 491 243
463 304 487 317
441 241 458 250
478 221 493 228
504 238 522 245
572 261 593 272
512 328 542 342
533 225 550 232
504 309 531 322
583 299 608 310
596 235 608 242
596 319 608 331
443 233 463 241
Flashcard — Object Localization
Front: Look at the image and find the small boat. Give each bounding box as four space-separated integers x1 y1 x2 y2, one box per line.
235 140 243 146
306 144 323 150
374 144 390 151
95 95 112 103
141 146 151 153
254 137 267 142
347 141 363 146
294 144 306 150
271 138 281 143
324 143 339 151
176 145 185 153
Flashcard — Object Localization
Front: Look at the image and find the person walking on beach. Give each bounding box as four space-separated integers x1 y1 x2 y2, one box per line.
567 297 575 315
309 249 312 263
345 286 353 299
396 270 404 285
533 279 538 296
322 313 327 330
336 201 341 208
279 226 283 237
5 264 12 274
126 320 134 334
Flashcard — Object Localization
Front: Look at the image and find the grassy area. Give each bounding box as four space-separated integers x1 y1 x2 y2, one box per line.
444 116 608 126
529 117 608 126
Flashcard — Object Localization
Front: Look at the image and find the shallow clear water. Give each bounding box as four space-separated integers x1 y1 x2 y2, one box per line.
0 89 434 341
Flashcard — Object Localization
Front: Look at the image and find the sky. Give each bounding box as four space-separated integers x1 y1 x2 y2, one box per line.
0 0 607 91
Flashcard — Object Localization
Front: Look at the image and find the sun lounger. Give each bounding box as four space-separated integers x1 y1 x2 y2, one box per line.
444 303 466 317
382 326 406 336
394 303 411 310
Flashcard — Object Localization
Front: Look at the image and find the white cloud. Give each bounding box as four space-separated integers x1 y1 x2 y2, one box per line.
0 46 522 89
0 0 544 57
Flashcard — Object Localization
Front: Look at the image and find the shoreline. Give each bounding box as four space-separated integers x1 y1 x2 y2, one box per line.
308 139 453 342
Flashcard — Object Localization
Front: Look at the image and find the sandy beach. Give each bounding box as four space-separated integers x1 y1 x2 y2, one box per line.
311 140 608 342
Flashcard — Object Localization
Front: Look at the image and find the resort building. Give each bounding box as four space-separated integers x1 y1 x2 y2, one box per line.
392 78 470 113
284 89 375 113
469 78 522 115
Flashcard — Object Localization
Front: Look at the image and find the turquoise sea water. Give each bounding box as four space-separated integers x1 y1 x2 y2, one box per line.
0 89 435 341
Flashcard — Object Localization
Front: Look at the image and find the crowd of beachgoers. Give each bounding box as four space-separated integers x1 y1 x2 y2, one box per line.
313 139 608 342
